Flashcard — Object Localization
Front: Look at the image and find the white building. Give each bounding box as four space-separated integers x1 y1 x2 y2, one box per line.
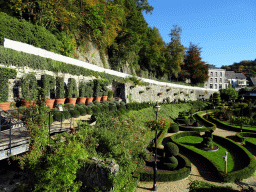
205 67 229 90
225 71 248 90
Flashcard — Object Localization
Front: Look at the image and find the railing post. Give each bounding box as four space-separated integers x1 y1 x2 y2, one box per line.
0 111 2 131
9 117 12 155
49 111 51 138
61 111 62 131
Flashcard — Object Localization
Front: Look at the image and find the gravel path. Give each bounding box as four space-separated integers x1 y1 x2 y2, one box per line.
136 126 256 192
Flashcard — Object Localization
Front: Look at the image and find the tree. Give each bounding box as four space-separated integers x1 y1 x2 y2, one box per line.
166 25 186 78
182 42 208 85
219 85 238 102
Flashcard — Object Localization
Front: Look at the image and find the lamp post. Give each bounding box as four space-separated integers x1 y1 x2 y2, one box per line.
153 102 161 191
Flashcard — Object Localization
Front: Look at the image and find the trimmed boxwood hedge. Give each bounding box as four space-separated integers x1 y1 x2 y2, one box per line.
194 111 216 132
236 132 256 148
53 112 65 122
138 153 191 182
170 131 256 182
208 115 256 133
70 109 80 118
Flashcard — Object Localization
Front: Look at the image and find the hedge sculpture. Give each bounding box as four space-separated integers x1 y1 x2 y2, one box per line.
163 142 179 170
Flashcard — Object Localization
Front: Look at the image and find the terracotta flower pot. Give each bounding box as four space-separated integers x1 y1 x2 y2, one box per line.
101 96 108 101
45 99 55 109
55 98 66 105
77 97 87 103
93 96 102 102
0 102 11 111
21 100 36 108
86 97 93 104
67 98 77 106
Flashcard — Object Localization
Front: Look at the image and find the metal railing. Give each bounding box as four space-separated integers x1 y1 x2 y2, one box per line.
0 108 73 156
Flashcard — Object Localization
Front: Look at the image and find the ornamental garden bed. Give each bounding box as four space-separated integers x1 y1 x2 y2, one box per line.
170 131 256 182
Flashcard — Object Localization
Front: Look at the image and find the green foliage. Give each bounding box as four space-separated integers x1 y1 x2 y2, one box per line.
147 117 171 131
53 111 65 122
63 111 71 119
41 74 55 100
220 85 238 102
0 12 63 54
0 66 17 102
78 82 86 98
108 90 114 98
21 73 38 101
169 123 179 133
182 42 209 84
76 106 86 116
70 109 80 118
164 142 179 156
56 77 65 99
65 78 78 98
212 92 221 106
85 81 94 98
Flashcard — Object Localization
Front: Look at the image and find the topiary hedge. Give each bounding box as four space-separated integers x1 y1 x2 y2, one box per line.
0 66 17 102
53 112 65 122
236 132 256 146
194 111 216 132
70 109 80 118
138 153 191 182
170 131 256 182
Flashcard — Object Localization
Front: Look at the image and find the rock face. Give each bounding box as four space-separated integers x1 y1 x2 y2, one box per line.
76 157 119 192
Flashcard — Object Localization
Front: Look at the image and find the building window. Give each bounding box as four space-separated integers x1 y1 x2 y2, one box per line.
220 78 222 83
210 72 213 77
205 84 207 87
220 72 222 77
210 78 213 82
215 72 217 76
215 78 217 83
210 84 213 89
215 84 217 89
219 84 222 89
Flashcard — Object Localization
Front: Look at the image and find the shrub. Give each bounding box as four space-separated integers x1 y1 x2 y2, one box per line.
93 100 101 105
53 112 65 122
164 142 179 156
169 123 179 133
108 90 114 98
87 102 94 107
70 109 80 118
65 78 78 98
76 106 86 116
92 105 100 114
77 102 86 107
85 106 92 115
64 103 74 110
102 100 109 105
63 111 71 119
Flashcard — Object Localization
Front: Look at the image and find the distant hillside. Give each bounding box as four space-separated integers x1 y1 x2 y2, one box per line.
221 59 256 77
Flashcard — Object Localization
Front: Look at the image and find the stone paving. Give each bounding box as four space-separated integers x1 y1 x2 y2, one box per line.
136 127 256 192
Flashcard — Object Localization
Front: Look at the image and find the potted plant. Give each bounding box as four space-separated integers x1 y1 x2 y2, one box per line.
77 81 87 103
101 79 109 101
158 92 163 96
146 86 151 90
41 74 55 109
93 79 103 102
65 78 78 106
139 91 144 94
166 88 171 92
0 67 17 111
21 73 38 108
85 81 94 104
174 93 178 96
55 76 66 105
108 90 114 99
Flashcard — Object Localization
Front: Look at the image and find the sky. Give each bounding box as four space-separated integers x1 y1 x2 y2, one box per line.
142 0 256 68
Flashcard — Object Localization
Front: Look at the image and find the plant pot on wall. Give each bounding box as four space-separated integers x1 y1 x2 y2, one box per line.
101 96 108 101
86 97 93 104
21 100 36 108
67 98 77 106
77 97 87 103
45 99 55 109
0 102 11 111
93 96 102 102
55 98 66 105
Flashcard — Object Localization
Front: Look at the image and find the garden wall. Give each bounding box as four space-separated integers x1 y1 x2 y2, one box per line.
2 38 217 103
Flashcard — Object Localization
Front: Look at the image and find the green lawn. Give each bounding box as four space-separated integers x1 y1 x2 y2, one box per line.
245 137 256 144
175 136 239 172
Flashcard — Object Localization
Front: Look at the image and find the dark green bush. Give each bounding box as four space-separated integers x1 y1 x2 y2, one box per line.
70 109 80 118
63 111 71 119
169 123 179 133
109 104 117 112
93 100 101 105
92 105 100 114
53 112 65 122
164 142 179 156
85 106 92 115
76 106 86 116
64 103 74 110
